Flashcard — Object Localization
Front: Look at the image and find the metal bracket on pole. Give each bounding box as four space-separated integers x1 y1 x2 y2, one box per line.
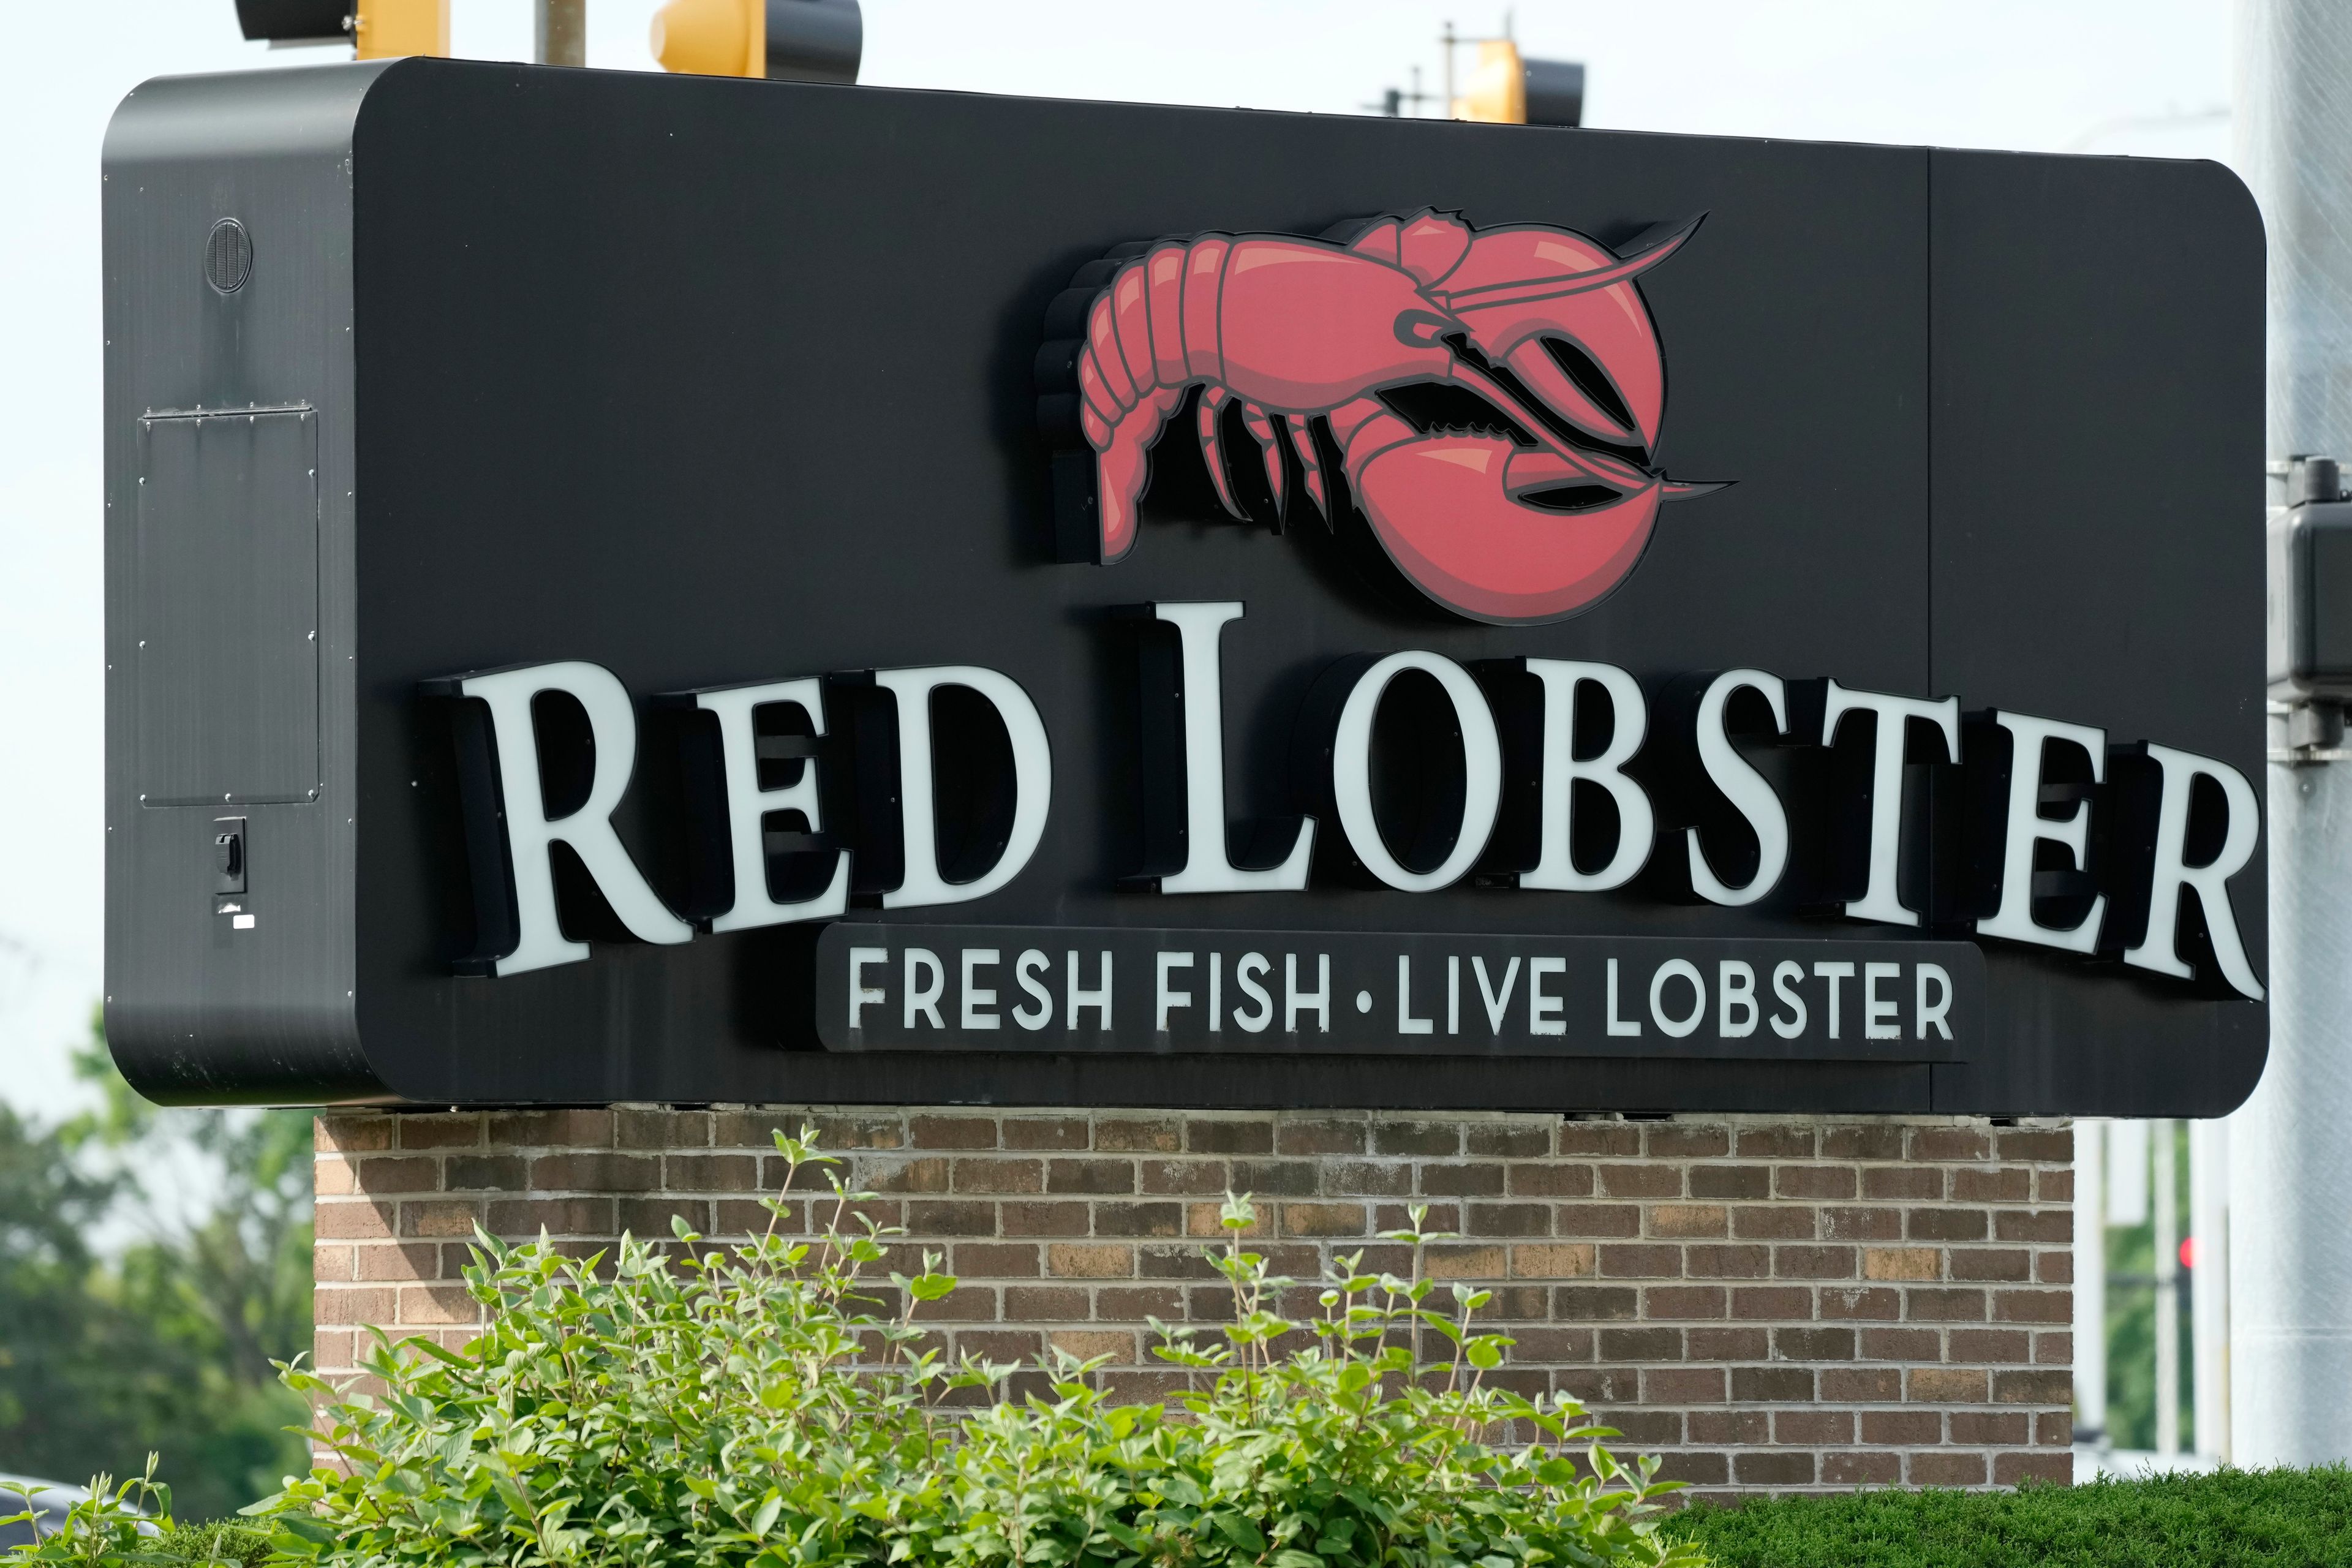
2267 454 2352 762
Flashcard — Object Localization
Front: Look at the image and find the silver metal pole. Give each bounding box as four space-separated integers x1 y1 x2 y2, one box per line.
2073 1120 2109 1449
2233 0 2352 1468
537 0 586 66
2154 1120 2180 1457
2190 1118 2231 1459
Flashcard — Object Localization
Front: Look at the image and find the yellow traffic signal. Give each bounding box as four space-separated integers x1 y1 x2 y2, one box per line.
1452 39 1526 124
650 0 765 78
354 0 450 59
652 0 862 83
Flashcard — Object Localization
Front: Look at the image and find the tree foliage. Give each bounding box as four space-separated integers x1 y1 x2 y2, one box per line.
0 1017 313 1518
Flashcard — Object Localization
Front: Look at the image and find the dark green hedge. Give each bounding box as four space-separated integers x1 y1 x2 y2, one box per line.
1665 1468 2352 1567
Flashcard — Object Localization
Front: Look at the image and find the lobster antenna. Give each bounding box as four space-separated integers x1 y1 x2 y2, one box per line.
1439 212 1707 314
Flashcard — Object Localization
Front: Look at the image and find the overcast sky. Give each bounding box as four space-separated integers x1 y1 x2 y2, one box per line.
0 0 2231 1118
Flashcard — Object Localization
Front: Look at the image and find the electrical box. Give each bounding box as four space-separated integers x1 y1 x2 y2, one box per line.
2267 462 2352 703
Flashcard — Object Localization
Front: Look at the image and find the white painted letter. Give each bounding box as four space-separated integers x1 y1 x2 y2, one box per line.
1975 711 2106 954
694 678 850 933
1331 652 1502 891
1152 602 1314 892
876 665 1052 910
2123 744 2264 1000
1522 660 1654 891
1821 681 1960 927
1689 670 1790 907
459 660 692 975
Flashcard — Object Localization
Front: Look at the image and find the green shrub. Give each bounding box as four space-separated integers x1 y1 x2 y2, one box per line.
1666 1466 2352 1566
231 1127 1694 1568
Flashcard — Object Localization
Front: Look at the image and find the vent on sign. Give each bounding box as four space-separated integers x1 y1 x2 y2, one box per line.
205 218 252 295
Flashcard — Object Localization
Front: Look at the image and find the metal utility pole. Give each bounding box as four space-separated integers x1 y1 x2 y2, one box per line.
2154 1121 2180 1457
2190 1119 2231 1458
2073 1120 2109 1449
2233 0 2352 1468
538 0 586 66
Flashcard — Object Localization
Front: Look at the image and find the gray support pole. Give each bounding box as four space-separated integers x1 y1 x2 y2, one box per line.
2154 1121 2181 1457
2073 1120 2109 1449
537 0 586 67
2190 1118 2231 1459
2233 0 2352 1468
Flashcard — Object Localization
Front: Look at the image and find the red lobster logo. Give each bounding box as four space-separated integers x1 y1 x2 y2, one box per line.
1038 209 1721 624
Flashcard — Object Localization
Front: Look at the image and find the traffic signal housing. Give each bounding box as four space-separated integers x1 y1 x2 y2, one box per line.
1452 40 1584 127
650 0 861 83
235 0 448 58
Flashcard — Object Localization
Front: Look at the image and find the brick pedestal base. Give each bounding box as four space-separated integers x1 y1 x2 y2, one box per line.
314 1108 2072 1498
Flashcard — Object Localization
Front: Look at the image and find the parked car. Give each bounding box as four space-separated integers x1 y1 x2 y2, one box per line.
0 1480 154 1548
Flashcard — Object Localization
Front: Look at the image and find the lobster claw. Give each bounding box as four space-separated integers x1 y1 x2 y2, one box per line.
1345 418 1665 625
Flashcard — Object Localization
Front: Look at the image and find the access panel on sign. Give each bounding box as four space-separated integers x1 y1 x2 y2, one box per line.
135 409 320 807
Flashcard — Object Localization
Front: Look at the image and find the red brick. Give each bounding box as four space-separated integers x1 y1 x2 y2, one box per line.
489 1110 614 1148
353 1156 440 1195
1732 1206 1817 1240
1597 1163 1683 1198
1996 1452 2074 1485
1910 1452 1988 1485
1996 1209 2073 1243
1138 1159 1229 1196
1774 1325 1856 1360
1093 1117 1180 1153
1046 1158 1135 1194
1553 1286 1640 1321
907 1199 998 1235
404 1199 485 1238
1822 1206 1903 1242
1645 1285 1726 1319
2038 1167 2076 1203
1734 1451 1815 1487
1733 1285 1814 1319
1730 1366 1813 1401
445 1155 529 1191
1648 1204 1728 1238
1427 1243 1507 1279
1820 1287 1901 1321
1860 1327 1942 1361
1272 1117 1365 1155
1907 1367 1987 1403
398 1284 480 1326
1861 1409 1941 1444
1687 1326 1770 1360
1599 1244 1683 1278
1466 1121 1554 1158
486 1196 612 1236
316 1285 396 1327
1822 1126 1905 1161
1555 1204 1643 1238
395 1114 483 1150
1279 1202 1366 1237
1772 1245 1856 1279
1735 1126 1817 1158
1046 1243 1133 1279
1994 1288 2070 1325
1420 1163 1507 1197
1002 1117 1090 1150
530 1153 658 1193
807 1114 905 1150
1689 1409 1770 1443
1686 1244 1773 1278
1775 1166 1857 1200
1556 1123 1643 1157
1598 1327 1684 1362
1774 1409 1855 1444
2036 1409 2074 1446
1688 1164 1770 1199
1512 1243 1597 1278
955 1242 1041 1276
1823 1451 1902 1485
1863 1247 1940 1282
1643 1366 1728 1403
910 1115 998 1150
1645 1125 1730 1158
1907 1288 1988 1322
1950 1248 2032 1281
1821 1368 1902 1401
1907 1207 1989 1242
1952 1167 2032 1203
1909 1126 1993 1162
1863 1166 1945 1200
954 1159 1044 1194
1992 1369 2073 1404
1996 1128 2071 1164
318 1115 393 1153
2038 1250 2075 1285
616 1109 710 1149
1948 1411 2030 1444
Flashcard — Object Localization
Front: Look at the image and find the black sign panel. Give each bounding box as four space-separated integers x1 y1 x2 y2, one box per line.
101 59 2264 1115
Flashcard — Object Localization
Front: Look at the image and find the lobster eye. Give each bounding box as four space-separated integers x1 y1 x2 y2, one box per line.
1542 336 1637 435
1519 484 1624 513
